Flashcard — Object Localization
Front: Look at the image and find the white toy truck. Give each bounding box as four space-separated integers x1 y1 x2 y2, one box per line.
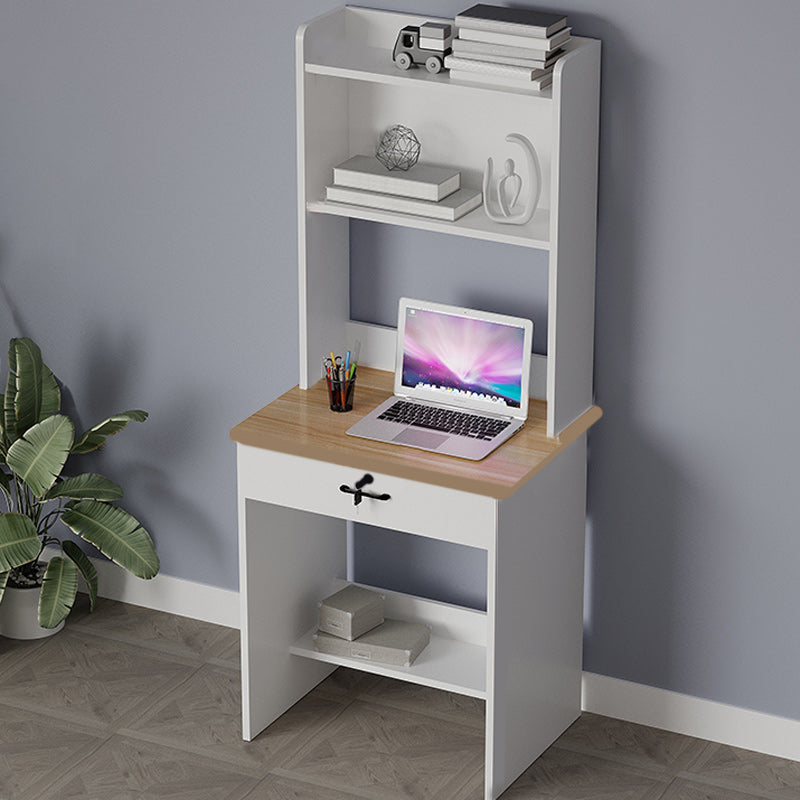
392 22 453 74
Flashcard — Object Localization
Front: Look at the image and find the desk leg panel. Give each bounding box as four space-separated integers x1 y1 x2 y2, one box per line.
486 436 588 798
239 498 345 740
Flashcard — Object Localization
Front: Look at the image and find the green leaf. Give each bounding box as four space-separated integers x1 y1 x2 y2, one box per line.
43 473 123 502
7 338 61 440
6 414 74 497
3 370 17 448
72 410 148 454
0 570 8 603
62 541 98 612
0 512 41 572
38 556 78 628
61 500 159 579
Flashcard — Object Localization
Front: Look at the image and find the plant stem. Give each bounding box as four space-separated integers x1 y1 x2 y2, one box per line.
14 475 23 514
38 506 63 537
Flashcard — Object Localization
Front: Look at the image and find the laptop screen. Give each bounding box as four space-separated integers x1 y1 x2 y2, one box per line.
396 299 532 415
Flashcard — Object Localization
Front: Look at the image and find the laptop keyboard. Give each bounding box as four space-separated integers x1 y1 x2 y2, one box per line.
378 400 511 440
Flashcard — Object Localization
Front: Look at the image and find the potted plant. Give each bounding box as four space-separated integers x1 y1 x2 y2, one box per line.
0 337 158 638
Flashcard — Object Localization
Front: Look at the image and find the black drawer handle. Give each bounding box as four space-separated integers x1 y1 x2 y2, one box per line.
339 474 391 506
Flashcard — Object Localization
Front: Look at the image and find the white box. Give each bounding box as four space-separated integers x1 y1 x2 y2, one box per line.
317 584 384 641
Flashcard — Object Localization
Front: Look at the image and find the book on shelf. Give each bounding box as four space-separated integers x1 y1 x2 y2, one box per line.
448 68 553 91
325 184 483 221
455 4 568 38
452 38 563 68
444 55 552 81
332 155 460 202
458 25 571 51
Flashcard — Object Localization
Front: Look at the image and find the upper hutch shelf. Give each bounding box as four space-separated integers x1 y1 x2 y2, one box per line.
303 33 561 101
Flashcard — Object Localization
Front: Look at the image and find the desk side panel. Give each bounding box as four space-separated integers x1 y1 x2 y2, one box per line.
486 435 588 797
237 448 345 740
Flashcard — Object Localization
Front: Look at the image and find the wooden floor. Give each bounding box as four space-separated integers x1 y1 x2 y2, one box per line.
1 598 798 800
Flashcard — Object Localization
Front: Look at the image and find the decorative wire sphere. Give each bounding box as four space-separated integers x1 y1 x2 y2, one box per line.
376 125 421 171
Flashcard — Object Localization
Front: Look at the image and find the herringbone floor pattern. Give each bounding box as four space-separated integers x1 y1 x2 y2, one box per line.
1 596 798 799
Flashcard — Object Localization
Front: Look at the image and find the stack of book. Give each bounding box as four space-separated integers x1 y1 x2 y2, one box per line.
445 4 570 91
313 584 431 668
325 154 482 222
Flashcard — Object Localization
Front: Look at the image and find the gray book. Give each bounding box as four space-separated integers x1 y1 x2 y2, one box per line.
448 68 553 90
333 155 461 201
313 618 431 667
326 184 482 222
458 26 571 51
455 4 567 38
452 38 564 67
445 55 552 79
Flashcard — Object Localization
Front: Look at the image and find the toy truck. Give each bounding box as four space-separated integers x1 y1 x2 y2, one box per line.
392 22 453 74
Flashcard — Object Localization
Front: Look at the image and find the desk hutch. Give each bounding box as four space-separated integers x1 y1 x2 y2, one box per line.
230 7 601 798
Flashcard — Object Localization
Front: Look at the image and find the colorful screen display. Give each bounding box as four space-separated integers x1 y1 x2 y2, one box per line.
401 306 526 408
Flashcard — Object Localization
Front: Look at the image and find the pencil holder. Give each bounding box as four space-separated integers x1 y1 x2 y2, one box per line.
326 371 356 412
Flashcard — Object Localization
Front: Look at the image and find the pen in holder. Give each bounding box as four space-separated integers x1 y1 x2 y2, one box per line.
325 361 356 412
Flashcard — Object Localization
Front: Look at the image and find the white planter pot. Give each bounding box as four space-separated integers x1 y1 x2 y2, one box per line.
0 584 64 640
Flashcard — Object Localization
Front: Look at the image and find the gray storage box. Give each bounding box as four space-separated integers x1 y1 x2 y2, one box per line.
317 584 384 641
314 618 431 667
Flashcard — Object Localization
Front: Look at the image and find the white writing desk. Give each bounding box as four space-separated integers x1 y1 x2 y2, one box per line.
231 366 600 799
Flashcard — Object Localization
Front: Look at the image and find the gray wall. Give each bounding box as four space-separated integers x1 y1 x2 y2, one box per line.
1 1 799 723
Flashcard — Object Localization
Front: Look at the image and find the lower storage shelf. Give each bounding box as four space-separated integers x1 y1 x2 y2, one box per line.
287 579 489 698
290 626 487 699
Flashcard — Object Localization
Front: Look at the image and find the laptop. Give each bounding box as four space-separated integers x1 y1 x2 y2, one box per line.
346 298 533 460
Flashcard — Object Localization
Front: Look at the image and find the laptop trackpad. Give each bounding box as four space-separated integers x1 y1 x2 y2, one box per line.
393 428 448 450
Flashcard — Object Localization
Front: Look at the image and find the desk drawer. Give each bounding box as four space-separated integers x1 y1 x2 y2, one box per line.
237 445 495 549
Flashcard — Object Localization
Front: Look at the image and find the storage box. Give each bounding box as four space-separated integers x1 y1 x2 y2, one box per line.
313 618 431 667
317 584 384 641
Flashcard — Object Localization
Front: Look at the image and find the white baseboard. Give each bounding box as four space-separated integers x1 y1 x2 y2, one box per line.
44 546 240 629
582 671 800 762
68 557 800 762
93 558 240 629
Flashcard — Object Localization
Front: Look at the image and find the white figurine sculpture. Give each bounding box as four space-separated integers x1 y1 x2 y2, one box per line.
483 133 542 225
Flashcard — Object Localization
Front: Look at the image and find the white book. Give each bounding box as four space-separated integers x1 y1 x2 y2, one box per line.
332 155 460 201
325 184 483 221
455 4 567 38
448 68 553 91
444 55 552 80
452 38 563 67
458 26 571 51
